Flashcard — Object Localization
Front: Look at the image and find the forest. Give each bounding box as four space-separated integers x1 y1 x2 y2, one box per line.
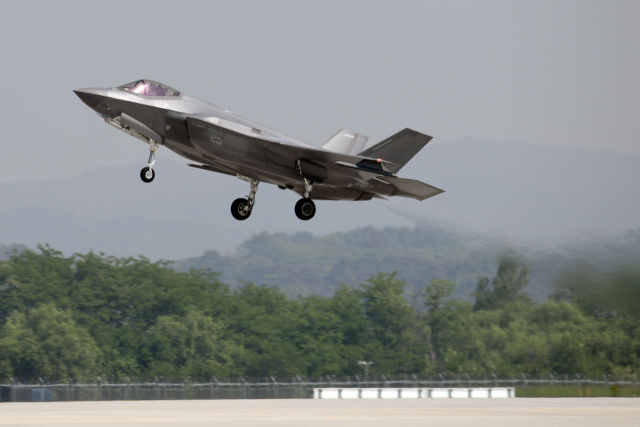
0 244 638 381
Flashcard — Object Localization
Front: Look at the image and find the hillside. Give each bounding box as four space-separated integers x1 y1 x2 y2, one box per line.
173 225 640 302
173 225 542 300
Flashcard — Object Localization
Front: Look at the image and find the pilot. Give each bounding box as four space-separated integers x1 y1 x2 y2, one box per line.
147 83 166 97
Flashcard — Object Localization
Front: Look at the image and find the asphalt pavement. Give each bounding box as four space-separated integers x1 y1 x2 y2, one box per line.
0 398 637 427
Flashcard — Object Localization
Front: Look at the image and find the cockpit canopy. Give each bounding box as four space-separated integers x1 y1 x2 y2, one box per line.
118 80 181 98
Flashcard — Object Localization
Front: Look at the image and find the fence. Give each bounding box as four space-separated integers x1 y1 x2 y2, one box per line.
1 374 638 402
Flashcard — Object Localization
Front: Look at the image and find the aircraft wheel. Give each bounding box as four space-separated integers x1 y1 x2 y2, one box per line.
231 198 252 220
140 167 155 183
295 198 316 220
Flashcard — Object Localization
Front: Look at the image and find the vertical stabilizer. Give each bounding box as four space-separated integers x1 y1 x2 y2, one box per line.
322 129 369 155
358 128 432 173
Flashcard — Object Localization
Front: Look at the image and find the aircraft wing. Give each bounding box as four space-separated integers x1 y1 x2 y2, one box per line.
186 115 399 178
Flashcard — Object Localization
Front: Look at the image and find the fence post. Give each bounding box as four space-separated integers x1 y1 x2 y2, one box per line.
10 378 15 402
291 377 296 399
271 376 278 399
154 377 159 400
577 374 581 395
97 377 102 401
241 377 248 399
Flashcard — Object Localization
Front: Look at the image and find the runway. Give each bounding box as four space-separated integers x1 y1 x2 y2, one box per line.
0 398 637 427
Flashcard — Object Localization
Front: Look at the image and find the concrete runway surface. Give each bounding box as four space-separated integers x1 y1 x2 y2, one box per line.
0 398 638 427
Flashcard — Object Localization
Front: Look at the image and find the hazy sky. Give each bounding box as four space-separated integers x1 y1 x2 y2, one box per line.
0 0 639 183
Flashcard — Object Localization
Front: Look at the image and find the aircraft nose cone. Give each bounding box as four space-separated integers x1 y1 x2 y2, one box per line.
73 87 108 110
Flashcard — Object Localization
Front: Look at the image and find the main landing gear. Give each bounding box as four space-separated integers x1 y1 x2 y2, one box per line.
229 175 318 221
294 178 316 220
231 175 259 221
295 198 316 220
140 142 159 183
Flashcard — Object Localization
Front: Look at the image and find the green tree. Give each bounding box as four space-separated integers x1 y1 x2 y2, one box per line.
225 282 305 377
424 279 456 312
473 256 530 311
0 304 100 379
361 272 412 347
360 272 425 373
141 308 239 378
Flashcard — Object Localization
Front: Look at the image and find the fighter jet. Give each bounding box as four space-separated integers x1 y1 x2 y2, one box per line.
74 80 443 220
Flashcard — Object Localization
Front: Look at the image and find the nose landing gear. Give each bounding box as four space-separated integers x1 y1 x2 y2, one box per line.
231 175 259 220
140 142 159 183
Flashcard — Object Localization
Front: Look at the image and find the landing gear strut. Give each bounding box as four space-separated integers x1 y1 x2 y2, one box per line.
231 175 259 221
295 177 316 220
140 142 159 183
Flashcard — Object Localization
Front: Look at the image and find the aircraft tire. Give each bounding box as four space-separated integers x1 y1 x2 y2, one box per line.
140 167 155 183
231 198 252 220
295 198 316 220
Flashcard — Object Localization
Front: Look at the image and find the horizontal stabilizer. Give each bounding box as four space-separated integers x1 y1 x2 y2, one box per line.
322 129 368 155
378 176 444 201
358 128 432 173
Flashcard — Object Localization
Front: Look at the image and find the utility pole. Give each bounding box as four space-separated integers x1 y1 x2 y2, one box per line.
358 361 373 384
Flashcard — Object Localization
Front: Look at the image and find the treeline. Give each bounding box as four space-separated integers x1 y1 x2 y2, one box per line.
0 246 638 381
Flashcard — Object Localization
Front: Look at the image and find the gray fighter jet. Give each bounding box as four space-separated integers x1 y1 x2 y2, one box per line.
74 80 443 220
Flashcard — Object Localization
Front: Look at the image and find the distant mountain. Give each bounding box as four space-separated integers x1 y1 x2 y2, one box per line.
172 224 640 302
172 225 503 299
1 138 639 261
